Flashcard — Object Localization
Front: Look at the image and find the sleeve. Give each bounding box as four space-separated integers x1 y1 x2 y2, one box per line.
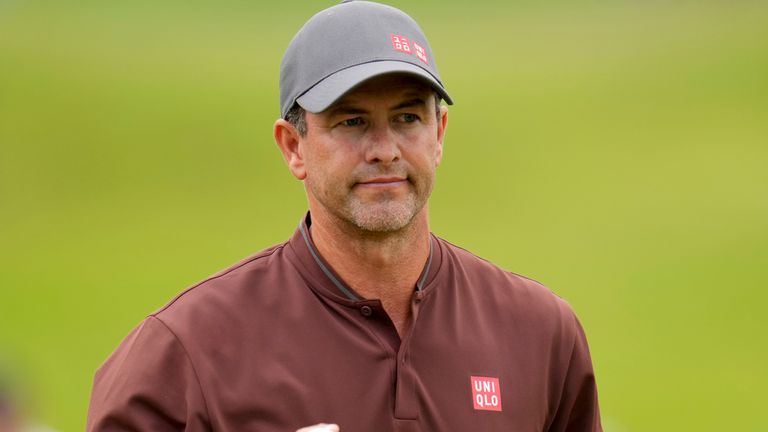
547 314 603 432
86 316 210 431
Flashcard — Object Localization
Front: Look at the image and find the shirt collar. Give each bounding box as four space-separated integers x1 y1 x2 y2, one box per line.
286 212 443 304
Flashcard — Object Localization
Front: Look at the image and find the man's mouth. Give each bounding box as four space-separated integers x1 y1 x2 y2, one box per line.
356 176 408 188
359 176 406 184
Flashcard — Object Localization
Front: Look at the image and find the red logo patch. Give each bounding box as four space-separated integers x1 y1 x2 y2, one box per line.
391 34 412 54
470 376 502 412
413 42 428 64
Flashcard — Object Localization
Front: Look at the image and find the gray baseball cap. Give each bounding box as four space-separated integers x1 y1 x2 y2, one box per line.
279 0 453 118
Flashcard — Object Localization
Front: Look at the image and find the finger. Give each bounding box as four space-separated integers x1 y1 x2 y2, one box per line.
296 423 340 432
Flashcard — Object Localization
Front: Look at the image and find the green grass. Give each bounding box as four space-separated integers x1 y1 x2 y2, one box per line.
1 1 767 430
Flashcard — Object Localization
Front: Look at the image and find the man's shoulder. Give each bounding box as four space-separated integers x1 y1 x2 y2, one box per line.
435 236 574 318
151 240 294 323
436 236 549 288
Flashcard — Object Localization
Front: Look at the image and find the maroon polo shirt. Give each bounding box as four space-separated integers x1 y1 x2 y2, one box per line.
87 214 601 431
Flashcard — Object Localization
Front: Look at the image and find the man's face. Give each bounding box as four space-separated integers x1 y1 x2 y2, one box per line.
300 74 447 233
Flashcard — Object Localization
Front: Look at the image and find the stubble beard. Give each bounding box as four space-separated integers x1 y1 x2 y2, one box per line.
345 184 424 233
309 170 434 234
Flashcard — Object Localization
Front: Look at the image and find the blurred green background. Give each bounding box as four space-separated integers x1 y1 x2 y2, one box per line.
1 0 767 430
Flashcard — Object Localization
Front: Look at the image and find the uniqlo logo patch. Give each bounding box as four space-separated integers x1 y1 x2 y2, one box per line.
391 34 412 53
470 376 502 411
413 42 428 64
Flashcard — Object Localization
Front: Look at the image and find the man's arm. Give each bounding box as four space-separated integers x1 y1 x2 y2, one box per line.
547 315 602 432
87 316 210 431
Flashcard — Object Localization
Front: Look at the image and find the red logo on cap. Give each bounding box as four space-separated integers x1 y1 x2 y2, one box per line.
391 34 412 53
413 42 428 64
391 34 428 65
470 376 503 412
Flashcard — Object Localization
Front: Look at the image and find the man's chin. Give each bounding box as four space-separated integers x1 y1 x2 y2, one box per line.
346 202 419 233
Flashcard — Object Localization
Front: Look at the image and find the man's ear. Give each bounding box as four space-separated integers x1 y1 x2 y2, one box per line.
273 119 307 180
435 105 448 166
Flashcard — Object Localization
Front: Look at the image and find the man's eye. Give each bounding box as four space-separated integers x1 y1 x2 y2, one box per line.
398 113 419 123
341 117 364 127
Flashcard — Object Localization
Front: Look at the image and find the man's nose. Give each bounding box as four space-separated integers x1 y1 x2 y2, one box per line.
363 124 401 165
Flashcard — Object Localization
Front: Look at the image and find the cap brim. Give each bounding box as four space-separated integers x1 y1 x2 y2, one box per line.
295 61 453 114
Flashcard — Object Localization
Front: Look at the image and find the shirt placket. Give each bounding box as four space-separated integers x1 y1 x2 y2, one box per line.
297 217 435 430
393 289 424 422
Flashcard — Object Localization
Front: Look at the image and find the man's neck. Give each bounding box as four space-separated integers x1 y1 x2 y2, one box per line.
308 207 431 336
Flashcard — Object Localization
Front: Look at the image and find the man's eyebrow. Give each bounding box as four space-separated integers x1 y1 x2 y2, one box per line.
325 96 429 116
391 97 429 110
326 104 368 116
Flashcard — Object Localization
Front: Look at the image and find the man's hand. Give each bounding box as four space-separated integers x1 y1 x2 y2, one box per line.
296 423 339 432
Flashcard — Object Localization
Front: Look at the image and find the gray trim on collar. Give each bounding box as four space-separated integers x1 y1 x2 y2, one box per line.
416 238 433 292
298 218 435 301
299 221 360 301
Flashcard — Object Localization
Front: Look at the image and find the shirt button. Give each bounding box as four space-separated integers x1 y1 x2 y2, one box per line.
360 305 373 317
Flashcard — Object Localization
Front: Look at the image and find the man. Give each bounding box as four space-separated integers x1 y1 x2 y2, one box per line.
87 1 602 431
